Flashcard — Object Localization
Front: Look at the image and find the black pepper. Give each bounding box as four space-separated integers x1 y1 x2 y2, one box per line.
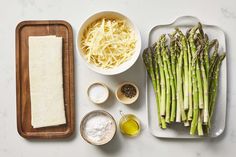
121 84 137 98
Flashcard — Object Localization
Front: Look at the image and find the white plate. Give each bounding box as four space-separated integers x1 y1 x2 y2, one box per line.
146 16 227 138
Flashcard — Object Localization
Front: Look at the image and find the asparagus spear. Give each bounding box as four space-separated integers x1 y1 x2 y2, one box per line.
175 37 182 122
153 45 167 128
176 40 187 122
197 24 207 131
186 28 193 121
142 48 157 93
208 43 220 113
189 24 199 135
195 45 204 132
169 34 177 122
162 46 171 123
163 44 175 123
194 24 204 110
143 48 160 125
208 53 226 130
187 40 193 121
176 28 189 111
200 51 209 124
176 61 181 122
158 35 167 117
152 44 161 108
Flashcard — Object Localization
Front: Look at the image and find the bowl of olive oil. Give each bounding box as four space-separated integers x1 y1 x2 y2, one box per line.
119 114 141 137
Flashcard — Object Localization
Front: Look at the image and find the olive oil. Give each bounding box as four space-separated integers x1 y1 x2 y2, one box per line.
119 114 141 136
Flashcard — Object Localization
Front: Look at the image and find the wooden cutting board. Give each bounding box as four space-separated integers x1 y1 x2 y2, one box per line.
15 20 75 139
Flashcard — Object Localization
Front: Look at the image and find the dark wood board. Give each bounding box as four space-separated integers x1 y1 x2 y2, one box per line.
16 20 75 139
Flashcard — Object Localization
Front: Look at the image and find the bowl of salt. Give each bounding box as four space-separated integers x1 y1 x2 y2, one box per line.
87 82 109 104
80 110 117 145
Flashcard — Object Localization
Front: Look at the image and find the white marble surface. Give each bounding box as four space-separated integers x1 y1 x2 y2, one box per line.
0 0 236 156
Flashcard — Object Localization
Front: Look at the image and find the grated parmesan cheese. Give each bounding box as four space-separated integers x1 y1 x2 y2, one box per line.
81 18 136 68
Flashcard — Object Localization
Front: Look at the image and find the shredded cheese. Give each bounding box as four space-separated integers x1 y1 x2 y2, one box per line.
81 18 136 68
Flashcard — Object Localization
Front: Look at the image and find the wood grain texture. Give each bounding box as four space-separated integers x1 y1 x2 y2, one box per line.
16 20 75 139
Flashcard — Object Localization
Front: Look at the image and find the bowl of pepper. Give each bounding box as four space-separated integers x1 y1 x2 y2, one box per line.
115 82 139 105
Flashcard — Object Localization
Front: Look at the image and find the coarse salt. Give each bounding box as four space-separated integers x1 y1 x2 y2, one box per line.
88 83 108 103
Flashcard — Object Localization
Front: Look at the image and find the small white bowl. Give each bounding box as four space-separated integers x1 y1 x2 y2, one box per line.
77 11 141 75
87 82 109 104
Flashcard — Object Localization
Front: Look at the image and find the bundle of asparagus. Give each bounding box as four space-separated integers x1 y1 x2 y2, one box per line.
143 22 226 136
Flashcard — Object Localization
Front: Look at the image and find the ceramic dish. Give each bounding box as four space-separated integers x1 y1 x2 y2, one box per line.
87 82 109 104
80 110 116 145
115 82 139 105
146 16 227 138
77 11 141 75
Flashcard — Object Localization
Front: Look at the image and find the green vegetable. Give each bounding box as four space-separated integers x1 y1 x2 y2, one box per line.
169 34 177 122
143 47 166 129
142 23 226 136
208 53 226 131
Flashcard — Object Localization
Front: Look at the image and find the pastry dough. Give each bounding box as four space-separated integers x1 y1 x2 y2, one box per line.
29 36 66 128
